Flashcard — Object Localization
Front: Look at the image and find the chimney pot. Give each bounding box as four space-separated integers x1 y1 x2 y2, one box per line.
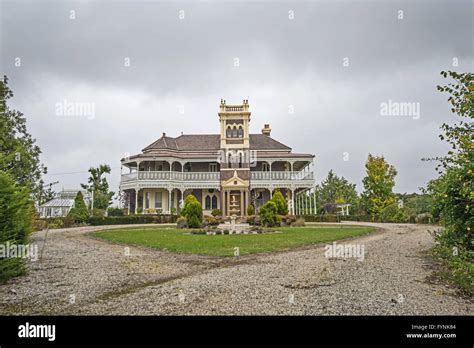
261 124 271 136
162 132 166 137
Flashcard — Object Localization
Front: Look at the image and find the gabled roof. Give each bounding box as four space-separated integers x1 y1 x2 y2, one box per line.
142 133 291 153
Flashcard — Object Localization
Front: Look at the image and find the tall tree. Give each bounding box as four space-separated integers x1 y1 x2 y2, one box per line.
316 170 359 211
0 76 47 201
361 154 397 217
81 164 114 210
427 71 473 250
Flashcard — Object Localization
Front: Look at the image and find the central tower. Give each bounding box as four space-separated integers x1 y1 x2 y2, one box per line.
218 99 251 217
218 99 251 149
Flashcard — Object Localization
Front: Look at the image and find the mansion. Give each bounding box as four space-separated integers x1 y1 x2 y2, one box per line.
120 100 316 217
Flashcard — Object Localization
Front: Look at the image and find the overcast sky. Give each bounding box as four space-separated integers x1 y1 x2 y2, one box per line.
1 0 472 201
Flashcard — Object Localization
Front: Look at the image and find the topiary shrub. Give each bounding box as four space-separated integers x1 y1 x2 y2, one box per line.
259 201 279 227
67 191 89 223
247 204 255 216
211 208 222 217
271 190 289 215
181 194 203 228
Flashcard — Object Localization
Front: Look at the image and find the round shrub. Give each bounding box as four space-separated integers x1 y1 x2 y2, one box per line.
211 209 222 217
271 191 289 215
259 201 279 227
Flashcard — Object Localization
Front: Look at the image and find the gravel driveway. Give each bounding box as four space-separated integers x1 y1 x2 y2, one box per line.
0 223 472 315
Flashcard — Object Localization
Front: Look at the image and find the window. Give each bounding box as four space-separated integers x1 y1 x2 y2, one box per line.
238 127 243 138
157 164 163 171
262 162 270 172
184 163 192 172
226 128 232 138
211 196 218 209
154 192 162 209
209 163 218 172
205 196 211 210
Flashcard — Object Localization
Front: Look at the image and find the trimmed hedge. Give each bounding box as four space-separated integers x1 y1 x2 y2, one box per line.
297 214 339 222
88 214 177 226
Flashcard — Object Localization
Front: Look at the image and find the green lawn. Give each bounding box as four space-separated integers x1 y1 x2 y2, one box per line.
92 225 374 257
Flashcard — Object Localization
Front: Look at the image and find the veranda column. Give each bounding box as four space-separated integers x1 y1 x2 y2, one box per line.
303 190 307 215
135 188 139 214
168 189 172 214
142 189 146 214
127 191 131 215
291 189 295 215
240 189 244 216
245 190 250 214
313 186 317 216
309 188 313 215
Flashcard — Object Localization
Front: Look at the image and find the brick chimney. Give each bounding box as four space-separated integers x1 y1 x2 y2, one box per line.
261 124 271 136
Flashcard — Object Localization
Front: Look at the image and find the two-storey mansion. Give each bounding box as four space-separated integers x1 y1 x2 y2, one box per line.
120 100 316 217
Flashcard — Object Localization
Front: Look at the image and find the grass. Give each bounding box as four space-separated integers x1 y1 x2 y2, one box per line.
93 225 375 257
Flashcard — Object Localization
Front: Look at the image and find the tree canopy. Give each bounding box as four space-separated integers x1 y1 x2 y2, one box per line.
0 76 46 202
361 154 397 217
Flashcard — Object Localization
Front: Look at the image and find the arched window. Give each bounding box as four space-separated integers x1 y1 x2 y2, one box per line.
226 128 232 138
239 152 243 168
205 196 211 210
232 126 238 138
238 127 243 138
211 196 218 209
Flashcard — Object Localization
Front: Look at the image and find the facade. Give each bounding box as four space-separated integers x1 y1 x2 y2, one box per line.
120 100 316 217
38 189 91 218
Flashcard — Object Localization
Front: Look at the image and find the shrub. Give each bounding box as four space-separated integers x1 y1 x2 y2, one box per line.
107 207 124 216
67 191 90 223
211 209 222 217
203 215 219 226
177 216 187 229
88 215 177 226
431 229 473 296
246 215 256 225
271 191 289 215
0 172 34 283
190 229 206 235
181 194 199 217
259 201 279 227
187 214 202 229
32 217 48 231
298 214 339 223
291 217 306 227
246 204 255 216
415 213 433 224
92 208 106 217
181 194 203 228
281 215 296 226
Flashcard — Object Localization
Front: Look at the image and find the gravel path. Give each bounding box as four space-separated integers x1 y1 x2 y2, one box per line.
0 223 472 315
